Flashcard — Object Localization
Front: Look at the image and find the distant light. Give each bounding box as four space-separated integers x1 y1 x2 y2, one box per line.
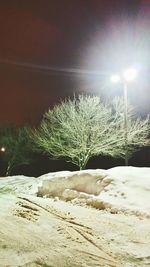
1 147 6 152
110 74 121 83
123 68 137 82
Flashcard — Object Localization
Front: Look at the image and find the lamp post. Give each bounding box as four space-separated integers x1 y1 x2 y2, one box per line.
0 147 6 152
123 81 128 166
111 68 137 166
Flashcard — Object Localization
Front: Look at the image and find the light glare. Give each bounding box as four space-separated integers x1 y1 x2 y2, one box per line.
110 74 121 83
123 68 137 82
1 147 6 152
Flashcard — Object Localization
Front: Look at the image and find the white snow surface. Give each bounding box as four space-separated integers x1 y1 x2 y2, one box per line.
37 169 112 199
0 175 38 194
102 166 150 213
0 167 150 267
37 167 150 214
0 166 150 214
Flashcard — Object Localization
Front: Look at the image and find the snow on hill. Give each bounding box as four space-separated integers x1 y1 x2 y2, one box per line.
0 167 150 215
37 167 150 215
0 167 150 267
100 167 150 214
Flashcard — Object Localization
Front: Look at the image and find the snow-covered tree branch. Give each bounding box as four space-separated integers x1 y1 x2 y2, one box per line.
32 95 150 169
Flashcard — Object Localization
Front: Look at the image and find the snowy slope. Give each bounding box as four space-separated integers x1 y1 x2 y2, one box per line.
100 167 150 213
1 167 150 214
37 167 150 214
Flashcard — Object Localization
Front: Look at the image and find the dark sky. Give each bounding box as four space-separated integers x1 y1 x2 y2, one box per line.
0 0 150 126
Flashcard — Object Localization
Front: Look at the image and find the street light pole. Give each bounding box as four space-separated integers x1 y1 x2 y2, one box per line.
123 82 128 166
111 67 137 166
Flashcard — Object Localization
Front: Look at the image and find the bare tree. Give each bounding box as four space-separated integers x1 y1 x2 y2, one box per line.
33 95 150 170
0 125 33 176
112 97 150 160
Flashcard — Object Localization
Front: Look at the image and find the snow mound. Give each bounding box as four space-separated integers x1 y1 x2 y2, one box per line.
1 167 149 216
37 169 112 200
37 167 150 215
100 166 150 214
0 175 38 195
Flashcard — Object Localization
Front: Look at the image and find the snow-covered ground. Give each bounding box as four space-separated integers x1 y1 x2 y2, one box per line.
1 167 150 215
101 167 150 214
0 167 150 266
36 167 150 215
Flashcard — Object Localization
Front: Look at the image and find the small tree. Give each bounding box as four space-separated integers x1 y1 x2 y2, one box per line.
33 95 150 170
0 125 33 176
33 95 149 169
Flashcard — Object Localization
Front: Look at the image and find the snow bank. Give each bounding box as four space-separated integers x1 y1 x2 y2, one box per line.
100 166 150 214
0 175 38 195
37 167 150 215
1 167 149 215
37 169 112 200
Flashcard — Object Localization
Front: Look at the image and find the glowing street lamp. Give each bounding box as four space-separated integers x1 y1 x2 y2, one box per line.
0 147 6 152
111 68 137 83
111 67 137 166
123 68 137 82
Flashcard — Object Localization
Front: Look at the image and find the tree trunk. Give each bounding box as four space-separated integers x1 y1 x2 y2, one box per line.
79 165 85 171
79 154 90 170
6 163 12 176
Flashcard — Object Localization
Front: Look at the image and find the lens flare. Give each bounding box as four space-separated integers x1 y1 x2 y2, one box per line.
110 74 121 83
123 68 137 82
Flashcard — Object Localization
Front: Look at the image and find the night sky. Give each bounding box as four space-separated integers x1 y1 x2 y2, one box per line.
0 0 150 171
0 0 149 124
